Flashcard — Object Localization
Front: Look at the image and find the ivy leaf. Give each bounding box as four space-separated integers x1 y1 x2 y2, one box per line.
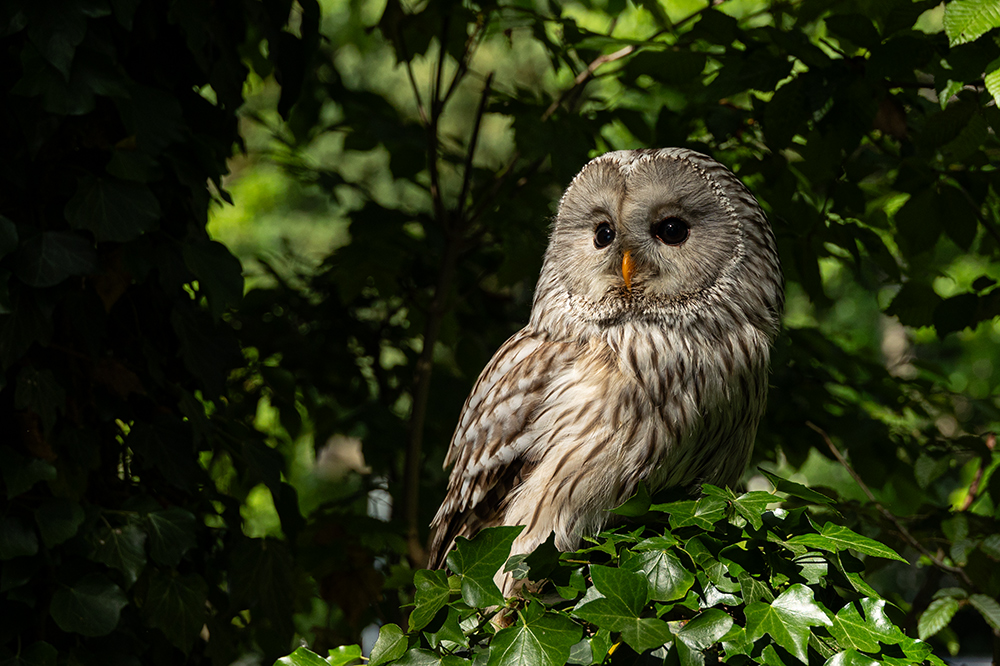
88 522 147 587
969 594 1000 632
610 481 651 516
145 508 197 567
824 649 881 666
620 617 673 654
759 469 834 505
831 598 904 651
369 623 407 666
786 523 906 562
447 525 523 608
675 609 734 666
732 491 781 530
276 647 333 666
35 498 85 547
143 571 208 653
944 0 1000 46
327 645 364 666
620 549 694 602
573 565 648 629
65 175 161 242
488 602 582 666
229 537 295 637
1 447 56 499
0 215 18 260
745 584 833 663
738 573 775 605
409 569 450 631
50 573 127 636
13 230 97 288
917 597 959 640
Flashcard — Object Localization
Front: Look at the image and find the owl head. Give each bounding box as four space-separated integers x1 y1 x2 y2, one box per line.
530 148 783 339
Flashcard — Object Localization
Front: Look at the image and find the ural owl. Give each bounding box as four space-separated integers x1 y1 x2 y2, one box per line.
428 148 784 592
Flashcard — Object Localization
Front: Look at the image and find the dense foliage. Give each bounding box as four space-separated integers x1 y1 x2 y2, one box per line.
4 0 1000 665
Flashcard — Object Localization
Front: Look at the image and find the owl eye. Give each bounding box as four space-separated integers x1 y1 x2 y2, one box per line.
594 222 615 248
653 217 689 245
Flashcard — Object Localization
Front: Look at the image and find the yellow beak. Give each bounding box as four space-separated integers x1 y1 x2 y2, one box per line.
622 251 635 292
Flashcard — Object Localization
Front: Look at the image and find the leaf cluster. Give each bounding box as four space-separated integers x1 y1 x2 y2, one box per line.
278 483 945 666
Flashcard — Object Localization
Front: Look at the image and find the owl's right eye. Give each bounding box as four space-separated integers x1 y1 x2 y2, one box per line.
594 223 615 248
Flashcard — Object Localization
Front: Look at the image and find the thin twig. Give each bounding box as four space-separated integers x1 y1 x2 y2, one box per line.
542 44 635 121
457 73 493 220
959 432 996 511
806 421 974 586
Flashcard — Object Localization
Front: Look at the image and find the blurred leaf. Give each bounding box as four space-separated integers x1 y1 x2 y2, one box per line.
969 593 1000 632
65 176 160 242
13 231 96 287
50 573 127 637
143 571 207 653
34 498 85 548
917 597 960 639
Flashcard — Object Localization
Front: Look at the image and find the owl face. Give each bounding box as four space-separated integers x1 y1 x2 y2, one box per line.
534 148 780 330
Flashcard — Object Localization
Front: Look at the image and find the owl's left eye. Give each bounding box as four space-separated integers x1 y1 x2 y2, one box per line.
653 217 689 245
594 222 615 248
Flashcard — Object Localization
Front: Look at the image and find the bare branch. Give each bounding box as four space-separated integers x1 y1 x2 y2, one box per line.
806 421 974 587
959 432 996 511
457 73 493 220
542 44 635 121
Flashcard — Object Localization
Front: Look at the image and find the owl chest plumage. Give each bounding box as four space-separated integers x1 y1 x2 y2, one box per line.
502 314 770 554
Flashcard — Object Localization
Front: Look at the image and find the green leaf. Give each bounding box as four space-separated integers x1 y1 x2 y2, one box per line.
621 549 694 602
620 617 673 653
65 175 161 242
573 565 648 630
229 537 295 636
88 522 147 587
738 572 775 605
0 516 39 559
985 60 1000 107
1 448 56 499
143 571 208 653
786 523 906 562
275 647 334 666
732 491 781 530
610 481 651 516
35 498 85 547
944 0 1000 46
145 508 197 567
50 573 128 636
831 598 905 651
917 597 959 640
13 231 96 288
409 569 450 631
14 366 65 433
969 593 1000 632
423 605 469 649
678 609 734 649
488 602 582 666
745 584 833 663
758 470 834 504
327 645 363 666
446 525 524 607
824 650 880 666
369 623 407 666
3 640 58 666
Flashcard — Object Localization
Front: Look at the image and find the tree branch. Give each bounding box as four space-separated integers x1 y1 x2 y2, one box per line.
457 73 493 220
959 432 995 511
806 421 973 587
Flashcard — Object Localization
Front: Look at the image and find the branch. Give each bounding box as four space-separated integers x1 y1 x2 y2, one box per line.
457 73 493 220
806 421 974 587
542 44 635 121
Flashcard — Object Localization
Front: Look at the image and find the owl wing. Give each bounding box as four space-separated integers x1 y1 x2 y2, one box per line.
427 327 579 568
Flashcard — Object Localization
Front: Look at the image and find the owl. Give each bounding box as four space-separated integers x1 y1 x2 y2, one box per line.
427 148 784 594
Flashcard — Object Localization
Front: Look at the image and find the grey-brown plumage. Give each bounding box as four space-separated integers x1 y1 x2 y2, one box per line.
428 148 784 592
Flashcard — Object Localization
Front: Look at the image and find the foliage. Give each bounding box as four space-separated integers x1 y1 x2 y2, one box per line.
0 0 322 664
272 485 948 665
5 0 1000 665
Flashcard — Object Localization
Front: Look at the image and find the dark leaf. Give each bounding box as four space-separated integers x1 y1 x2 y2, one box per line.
50 573 127 637
14 231 96 288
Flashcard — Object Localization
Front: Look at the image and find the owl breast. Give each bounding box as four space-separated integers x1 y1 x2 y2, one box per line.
500 311 771 560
